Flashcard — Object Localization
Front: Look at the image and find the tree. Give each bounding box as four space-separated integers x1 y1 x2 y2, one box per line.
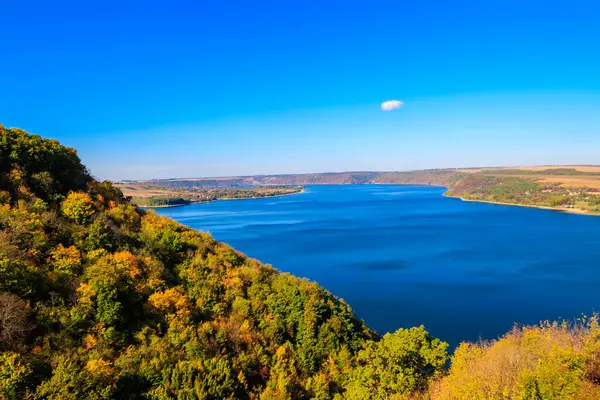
50 244 82 274
0 292 30 351
62 192 95 224
343 326 448 399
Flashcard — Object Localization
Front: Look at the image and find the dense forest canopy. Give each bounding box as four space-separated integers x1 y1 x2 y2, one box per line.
1 125 600 399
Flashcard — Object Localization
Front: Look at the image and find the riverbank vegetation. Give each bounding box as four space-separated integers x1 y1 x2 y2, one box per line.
2 125 600 399
117 183 304 208
446 172 600 213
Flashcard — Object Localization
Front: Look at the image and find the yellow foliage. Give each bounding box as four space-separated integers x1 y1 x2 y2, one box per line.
0 190 10 204
240 319 251 333
76 283 96 307
50 244 81 274
146 278 166 291
431 318 600 400
224 269 244 292
84 252 144 291
85 359 113 377
107 204 141 231
61 192 95 223
87 248 108 263
238 370 249 388
148 288 191 321
149 288 183 310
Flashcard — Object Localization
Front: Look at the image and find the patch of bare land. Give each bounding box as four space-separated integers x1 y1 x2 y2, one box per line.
535 176 600 189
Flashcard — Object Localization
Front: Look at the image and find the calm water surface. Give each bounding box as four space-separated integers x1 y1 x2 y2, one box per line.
156 185 600 346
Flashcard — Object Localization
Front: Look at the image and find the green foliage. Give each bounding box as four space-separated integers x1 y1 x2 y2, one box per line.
343 326 448 399
0 352 32 399
133 196 190 207
0 256 39 298
147 357 239 399
0 126 90 204
84 218 116 251
35 354 117 400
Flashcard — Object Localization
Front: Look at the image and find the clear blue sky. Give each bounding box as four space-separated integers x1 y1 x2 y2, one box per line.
2 0 599 180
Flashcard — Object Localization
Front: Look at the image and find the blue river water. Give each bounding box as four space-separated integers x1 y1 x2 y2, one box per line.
155 185 600 346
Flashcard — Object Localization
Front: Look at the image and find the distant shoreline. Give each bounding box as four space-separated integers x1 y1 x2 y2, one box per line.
216 188 306 201
444 193 600 216
139 188 306 209
139 203 191 209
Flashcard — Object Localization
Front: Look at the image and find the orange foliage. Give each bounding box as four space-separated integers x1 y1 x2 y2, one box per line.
84 334 98 349
113 251 141 279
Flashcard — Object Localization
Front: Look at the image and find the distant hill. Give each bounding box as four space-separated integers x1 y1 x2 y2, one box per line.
139 172 383 187
132 165 600 187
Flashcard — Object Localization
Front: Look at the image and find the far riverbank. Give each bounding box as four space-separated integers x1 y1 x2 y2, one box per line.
444 193 600 216
139 188 306 209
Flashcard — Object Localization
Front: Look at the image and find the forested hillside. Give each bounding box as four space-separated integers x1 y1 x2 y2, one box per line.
1 125 600 399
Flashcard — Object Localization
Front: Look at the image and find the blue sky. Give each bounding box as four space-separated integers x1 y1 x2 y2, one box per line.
2 0 599 180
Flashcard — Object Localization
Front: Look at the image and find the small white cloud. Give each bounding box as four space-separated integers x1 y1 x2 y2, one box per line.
381 100 404 111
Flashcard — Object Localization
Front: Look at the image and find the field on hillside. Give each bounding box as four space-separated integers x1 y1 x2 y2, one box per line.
470 166 600 190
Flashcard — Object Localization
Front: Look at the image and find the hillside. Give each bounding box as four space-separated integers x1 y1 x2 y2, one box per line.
2 125 600 399
445 167 600 214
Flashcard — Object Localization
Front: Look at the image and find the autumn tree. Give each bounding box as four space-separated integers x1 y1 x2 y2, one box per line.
0 292 30 351
62 192 95 224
